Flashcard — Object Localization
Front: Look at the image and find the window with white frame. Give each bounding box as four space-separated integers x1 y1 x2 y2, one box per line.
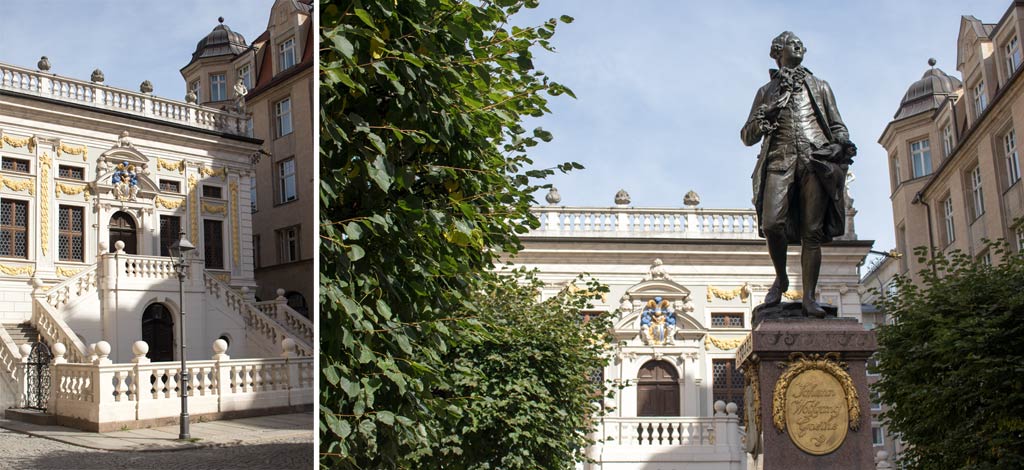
1007 36 1022 75
974 81 988 118
190 79 200 102
980 250 992 266
1017 227 1024 252
970 166 985 220
278 225 300 263
279 158 296 203
872 426 884 446
943 124 954 159
1006 129 1022 186
910 139 932 178
279 37 296 71
210 73 227 101
870 391 882 411
275 97 293 137
237 64 252 90
942 196 955 246
250 176 257 213
891 154 902 188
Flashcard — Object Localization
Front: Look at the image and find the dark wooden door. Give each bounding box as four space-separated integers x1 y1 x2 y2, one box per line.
637 361 680 416
142 303 174 362
109 211 137 254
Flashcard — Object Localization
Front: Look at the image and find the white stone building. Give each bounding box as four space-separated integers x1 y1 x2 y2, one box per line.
506 190 871 469
0 57 313 415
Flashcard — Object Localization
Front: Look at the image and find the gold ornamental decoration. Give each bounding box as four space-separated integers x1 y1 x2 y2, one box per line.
157 158 186 174
202 202 227 214
1 133 37 153
55 183 91 201
230 180 239 265
0 264 34 276
154 196 185 210
1 176 34 195
40 154 51 255
188 174 199 242
200 166 227 180
56 266 83 278
744 361 762 455
707 284 750 302
704 335 746 351
772 352 860 456
58 142 88 161
782 290 803 300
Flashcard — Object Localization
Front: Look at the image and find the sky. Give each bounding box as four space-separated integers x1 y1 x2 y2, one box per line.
1 0 275 102
515 0 1012 269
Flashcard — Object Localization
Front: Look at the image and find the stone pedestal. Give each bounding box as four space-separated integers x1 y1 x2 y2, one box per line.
736 318 877 470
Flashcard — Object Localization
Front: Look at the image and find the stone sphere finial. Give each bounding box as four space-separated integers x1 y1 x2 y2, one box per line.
185 90 197 104
114 240 125 252
213 339 228 354
614 189 631 206
95 341 111 357
18 343 31 357
91 68 104 83
240 286 249 295
218 16 225 24
132 340 149 357
545 187 561 205
276 288 286 300
281 338 296 357
713 400 726 415
140 80 153 94
37 56 51 72
52 342 67 357
684 190 700 207
725 402 738 415
928 57 937 67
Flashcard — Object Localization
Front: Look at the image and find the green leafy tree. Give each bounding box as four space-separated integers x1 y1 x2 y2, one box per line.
320 0 585 468
874 241 1024 469
428 270 612 469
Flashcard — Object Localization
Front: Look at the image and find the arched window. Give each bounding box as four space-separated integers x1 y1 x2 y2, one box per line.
637 360 680 416
109 211 138 254
142 303 174 362
286 291 308 318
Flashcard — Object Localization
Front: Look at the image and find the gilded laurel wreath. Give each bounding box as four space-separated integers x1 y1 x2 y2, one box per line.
772 352 860 432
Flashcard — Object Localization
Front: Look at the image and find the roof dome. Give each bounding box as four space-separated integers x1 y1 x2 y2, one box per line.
189 17 248 64
894 62 962 120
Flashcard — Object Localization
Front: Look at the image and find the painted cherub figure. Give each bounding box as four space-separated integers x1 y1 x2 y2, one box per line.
640 296 677 345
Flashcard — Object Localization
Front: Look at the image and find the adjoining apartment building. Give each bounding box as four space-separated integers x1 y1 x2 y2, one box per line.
181 0 314 315
879 1 1024 282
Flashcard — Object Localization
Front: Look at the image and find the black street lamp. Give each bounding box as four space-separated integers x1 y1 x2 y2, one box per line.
168 228 195 440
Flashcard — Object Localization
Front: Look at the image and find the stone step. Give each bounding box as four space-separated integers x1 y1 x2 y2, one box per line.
2 322 44 346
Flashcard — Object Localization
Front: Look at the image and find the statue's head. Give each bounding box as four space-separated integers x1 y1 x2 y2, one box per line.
770 31 805 68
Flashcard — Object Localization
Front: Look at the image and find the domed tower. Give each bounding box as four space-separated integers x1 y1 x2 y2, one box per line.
180 17 253 108
878 59 964 279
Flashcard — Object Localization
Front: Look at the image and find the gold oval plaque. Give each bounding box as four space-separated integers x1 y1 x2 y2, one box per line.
784 368 848 455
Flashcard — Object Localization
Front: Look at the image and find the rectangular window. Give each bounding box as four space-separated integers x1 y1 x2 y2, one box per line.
979 250 992 266
1018 228 1024 252
910 139 932 178
712 359 745 421
279 37 296 71
278 226 299 263
275 97 293 137
210 73 227 101
942 125 954 159
1007 36 1021 75
203 219 224 269
202 185 222 199
943 196 955 246
897 225 908 273
1006 129 1022 186
279 158 297 203
57 205 84 262
159 215 181 257
891 154 902 187
0 199 28 258
975 81 987 118
710 312 744 328
250 176 257 213
870 391 882 411
58 165 84 180
190 79 201 103
872 426 884 446
253 235 261 269
970 166 985 220
1 157 30 174
159 179 181 193
867 354 881 376
237 64 252 90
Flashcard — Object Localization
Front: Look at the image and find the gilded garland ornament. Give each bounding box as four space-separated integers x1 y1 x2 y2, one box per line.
782 290 803 300
704 335 746 351
202 201 227 214
58 142 88 161
55 183 91 201
188 174 199 242
157 158 186 174
1 176 34 195
154 196 185 210
200 166 227 180
706 284 750 302
1 133 37 153
772 352 860 455
55 266 83 278
0 264 34 276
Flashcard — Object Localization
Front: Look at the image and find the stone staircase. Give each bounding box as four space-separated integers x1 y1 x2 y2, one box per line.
1 322 43 348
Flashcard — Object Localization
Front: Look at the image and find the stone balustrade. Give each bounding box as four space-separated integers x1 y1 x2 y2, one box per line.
529 206 758 239
255 294 313 345
43 265 98 308
30 300 89 363
0 62 249 136
48 339 313 432
203 272 312 356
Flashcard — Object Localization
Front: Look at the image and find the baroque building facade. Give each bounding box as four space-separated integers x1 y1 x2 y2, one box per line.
880 0 1024 282
506 190 871 469
181 0 314 315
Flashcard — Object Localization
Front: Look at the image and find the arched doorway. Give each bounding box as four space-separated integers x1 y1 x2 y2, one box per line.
142 303 174 362
108 211 138 254
285 291 308 318
637 360 680 416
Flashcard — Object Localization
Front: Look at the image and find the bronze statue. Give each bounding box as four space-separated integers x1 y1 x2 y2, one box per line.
741 31 855 318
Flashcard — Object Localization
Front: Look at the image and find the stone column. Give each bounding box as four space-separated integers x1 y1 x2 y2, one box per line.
736 318 876 470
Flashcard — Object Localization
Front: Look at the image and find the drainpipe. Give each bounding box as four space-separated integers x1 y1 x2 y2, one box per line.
910 191 938 275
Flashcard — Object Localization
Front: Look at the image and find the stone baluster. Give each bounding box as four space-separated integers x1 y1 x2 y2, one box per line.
132 341 150 414
17 343 31 407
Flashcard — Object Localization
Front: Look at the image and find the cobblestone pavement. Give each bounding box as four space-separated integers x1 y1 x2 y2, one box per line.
0 428 313 470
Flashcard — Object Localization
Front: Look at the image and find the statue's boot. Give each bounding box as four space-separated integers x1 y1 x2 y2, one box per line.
763 277 788 307
801 244 826 318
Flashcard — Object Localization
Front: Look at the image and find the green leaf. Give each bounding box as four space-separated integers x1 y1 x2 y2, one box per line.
324 413 351 439
333 35 355 59
367 156 392 191
353 8 376 30
376 411 396 426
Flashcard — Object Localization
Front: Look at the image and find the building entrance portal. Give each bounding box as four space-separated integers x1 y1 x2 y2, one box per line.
141 303 174 362
109 211 138 254
637 360 680 416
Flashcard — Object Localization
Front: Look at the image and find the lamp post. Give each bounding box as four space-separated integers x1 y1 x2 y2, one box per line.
168 228 195 440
